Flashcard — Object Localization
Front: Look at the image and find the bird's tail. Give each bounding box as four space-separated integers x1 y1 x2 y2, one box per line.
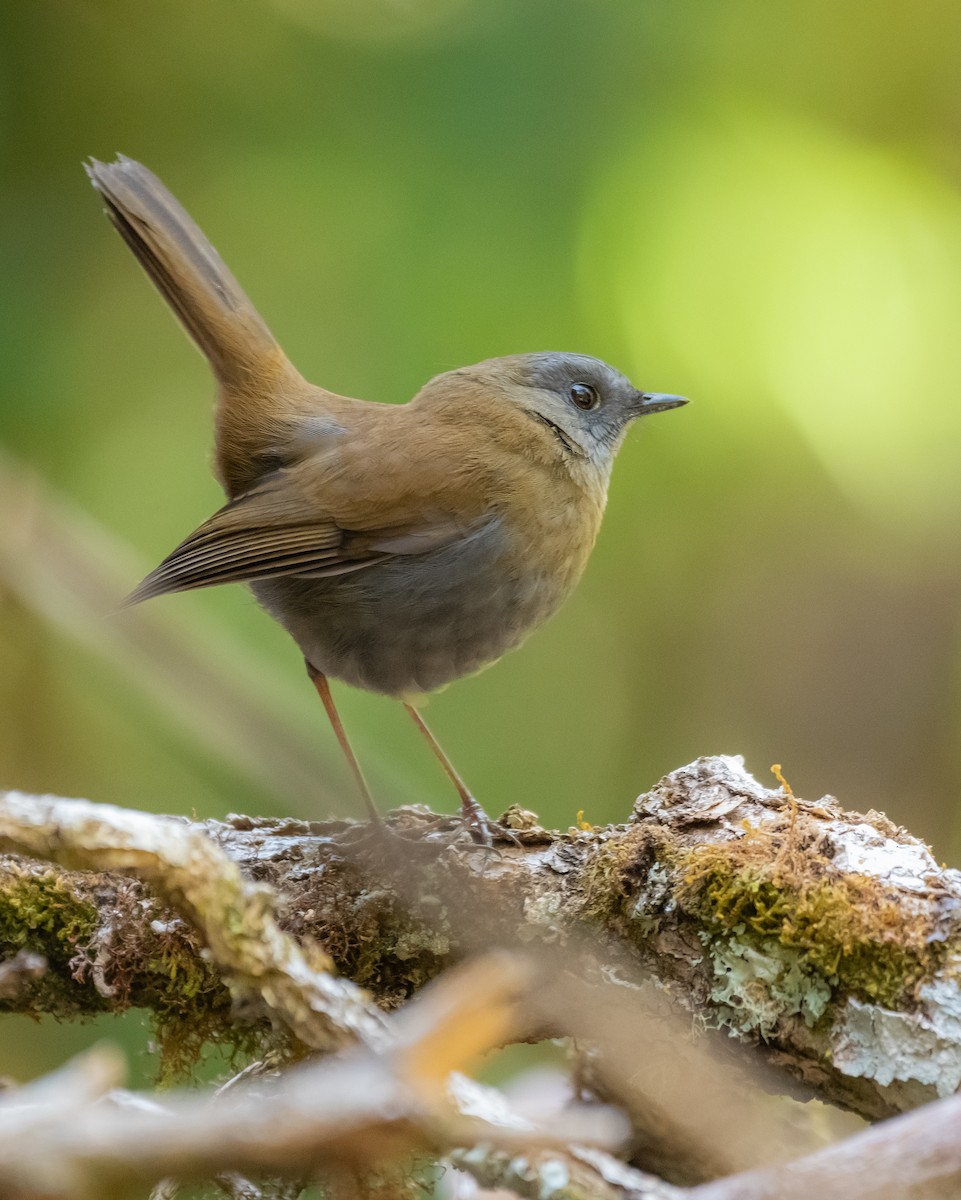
86 155 297 395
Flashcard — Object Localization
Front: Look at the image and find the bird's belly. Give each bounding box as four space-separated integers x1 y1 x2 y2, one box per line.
250 520 578 696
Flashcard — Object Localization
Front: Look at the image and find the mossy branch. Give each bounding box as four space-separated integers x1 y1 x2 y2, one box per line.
2 756 961 1122
0 790 387 1058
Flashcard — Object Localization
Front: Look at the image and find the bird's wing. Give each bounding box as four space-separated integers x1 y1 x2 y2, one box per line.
125 469 472 605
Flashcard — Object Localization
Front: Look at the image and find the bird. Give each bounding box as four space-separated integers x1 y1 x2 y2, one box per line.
86 154 688 842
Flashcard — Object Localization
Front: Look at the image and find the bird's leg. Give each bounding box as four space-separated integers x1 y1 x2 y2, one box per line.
403 701 503 847
306 661 379 825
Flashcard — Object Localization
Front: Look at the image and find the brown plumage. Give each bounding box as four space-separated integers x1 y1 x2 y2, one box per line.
87 155 687 836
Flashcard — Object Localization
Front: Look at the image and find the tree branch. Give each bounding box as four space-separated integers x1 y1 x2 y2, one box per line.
0 959 624 1198
0 790 386 1052
3 757 958 1122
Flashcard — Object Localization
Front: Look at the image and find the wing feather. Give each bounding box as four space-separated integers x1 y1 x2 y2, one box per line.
124 473 471 606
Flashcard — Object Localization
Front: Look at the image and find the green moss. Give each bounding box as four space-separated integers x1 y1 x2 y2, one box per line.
152 1001 267 1088
142 950 234 1080
578 819 950 1039
0 866 98 959
0 861 253 1079
677 839 944 1017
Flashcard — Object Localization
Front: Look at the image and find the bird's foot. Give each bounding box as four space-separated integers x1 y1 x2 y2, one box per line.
339 811 446 863
340 801 522 858
457 795 523 849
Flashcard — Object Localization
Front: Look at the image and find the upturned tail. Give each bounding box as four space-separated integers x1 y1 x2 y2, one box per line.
86 156 295 389
87 156 310 493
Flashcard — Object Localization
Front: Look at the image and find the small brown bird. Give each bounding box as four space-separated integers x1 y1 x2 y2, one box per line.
87 155 687 840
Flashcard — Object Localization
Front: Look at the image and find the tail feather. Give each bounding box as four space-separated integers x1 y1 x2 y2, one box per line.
86 155 290 391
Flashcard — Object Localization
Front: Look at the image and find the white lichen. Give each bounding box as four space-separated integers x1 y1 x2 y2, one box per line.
706 936 832 1037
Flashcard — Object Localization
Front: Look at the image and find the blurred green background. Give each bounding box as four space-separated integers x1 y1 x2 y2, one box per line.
3 0 961 1080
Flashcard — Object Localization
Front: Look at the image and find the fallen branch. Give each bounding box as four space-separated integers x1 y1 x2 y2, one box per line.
2 757 957 1121
0 956 624 1198
0 791 386 1052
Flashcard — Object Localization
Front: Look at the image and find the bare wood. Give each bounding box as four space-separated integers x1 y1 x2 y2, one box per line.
451 1143 687 1200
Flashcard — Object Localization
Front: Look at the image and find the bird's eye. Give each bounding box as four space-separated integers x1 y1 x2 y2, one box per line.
570 382 599 411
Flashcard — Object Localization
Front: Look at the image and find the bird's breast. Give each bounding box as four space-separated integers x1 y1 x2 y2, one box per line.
251 490 602 697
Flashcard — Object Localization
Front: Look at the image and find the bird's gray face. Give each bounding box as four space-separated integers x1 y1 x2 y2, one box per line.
506 352 687 470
